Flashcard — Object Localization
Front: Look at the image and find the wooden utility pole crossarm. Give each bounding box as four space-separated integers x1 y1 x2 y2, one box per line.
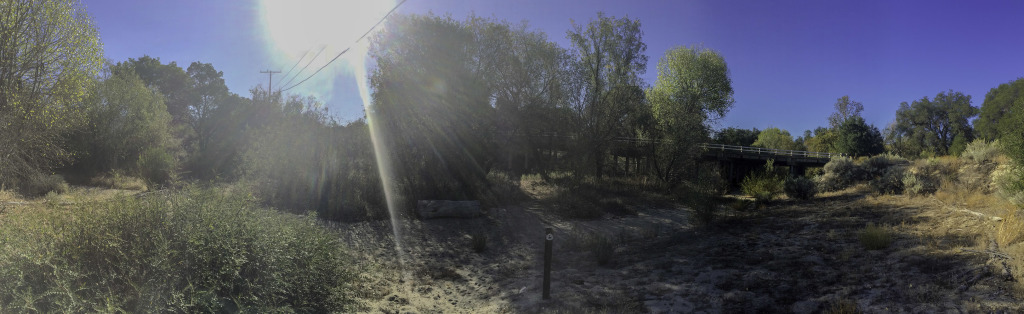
260 69 281 91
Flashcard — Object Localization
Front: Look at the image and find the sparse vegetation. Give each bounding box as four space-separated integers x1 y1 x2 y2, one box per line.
824 298 862 314
859 223 893 250
584 232 616 266
470 232 488 253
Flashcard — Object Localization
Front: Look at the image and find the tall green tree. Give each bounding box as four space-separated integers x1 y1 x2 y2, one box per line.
468 17 573 175
0 0 103 185
646 45 733 185
752 127 799 150
828 95 864 128
75 67 179 182
887 90 978 157
117 56 193 126
803 127 836 153
975 77 1024 141
369 14 494 201
713 127 760 146
567 12 648 178
832 116 884 156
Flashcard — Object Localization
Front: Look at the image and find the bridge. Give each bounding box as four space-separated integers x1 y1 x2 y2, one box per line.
522 133 843 184
698 143 845 186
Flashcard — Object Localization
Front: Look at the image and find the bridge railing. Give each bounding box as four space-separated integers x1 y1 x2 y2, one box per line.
699 143 846 159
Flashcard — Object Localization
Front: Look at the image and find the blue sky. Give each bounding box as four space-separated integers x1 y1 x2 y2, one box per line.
85 0 1024 135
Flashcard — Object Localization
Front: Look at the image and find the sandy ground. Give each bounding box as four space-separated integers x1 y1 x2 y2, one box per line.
333 186 1024 314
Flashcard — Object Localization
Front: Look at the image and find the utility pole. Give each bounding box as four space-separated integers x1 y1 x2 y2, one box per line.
260 69 281 92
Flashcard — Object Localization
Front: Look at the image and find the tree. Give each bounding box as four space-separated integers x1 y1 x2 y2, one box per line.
975 78 1024 141
117 56 193 126
647 45 733 185
828 95 864 128
803 127 837 153
832 116 884 156
468 17 573 176
752 127 800 150
713 127 760 146
369 14 494 201
887 90 978 157
566 12 648 178
75 67 178 182
0 0 103 186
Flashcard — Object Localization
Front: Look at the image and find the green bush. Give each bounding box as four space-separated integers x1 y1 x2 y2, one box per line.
136 147 177 186
17 172 69 197
741 162 784 205
869 166 906 195
784 176 817 200
0 186 359 312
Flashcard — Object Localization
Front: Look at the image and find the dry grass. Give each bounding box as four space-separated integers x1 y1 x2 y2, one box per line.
89 171 148 191
859 223 893 250
998 208 1024 248
824 298 862 314
934 180 1008 215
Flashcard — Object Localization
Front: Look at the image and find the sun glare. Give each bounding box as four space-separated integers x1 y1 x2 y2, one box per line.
258 0 394 87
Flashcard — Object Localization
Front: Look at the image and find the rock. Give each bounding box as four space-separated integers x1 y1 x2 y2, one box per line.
416 200 482 219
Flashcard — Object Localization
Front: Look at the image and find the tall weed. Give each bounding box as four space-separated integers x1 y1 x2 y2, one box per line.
0 186 359 312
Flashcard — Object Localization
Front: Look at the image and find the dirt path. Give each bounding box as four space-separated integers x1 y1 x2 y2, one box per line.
335 190 1024 313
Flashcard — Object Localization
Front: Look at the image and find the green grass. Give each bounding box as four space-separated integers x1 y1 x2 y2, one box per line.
0 185 359 312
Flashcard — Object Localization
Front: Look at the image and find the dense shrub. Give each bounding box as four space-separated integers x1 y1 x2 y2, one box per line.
784 176 817 200
992 164 1024 205
903 158 957 196
741 161 784 204
861 153 908 179
16 172 70 197
0 186 359 312
244 107 386 222
137 146 178 186
961 139 1001 164
955 140 1002 193
869 166 906 195
817 156 869 192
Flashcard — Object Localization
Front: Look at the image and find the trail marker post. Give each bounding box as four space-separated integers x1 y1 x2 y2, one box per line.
543 227 552 300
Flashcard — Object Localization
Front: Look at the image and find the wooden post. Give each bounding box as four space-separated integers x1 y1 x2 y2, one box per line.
543 227 552 300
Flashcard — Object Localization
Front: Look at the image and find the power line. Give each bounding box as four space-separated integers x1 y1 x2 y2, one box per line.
276 50 310 84
279 0 406 92
278 46 326 90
